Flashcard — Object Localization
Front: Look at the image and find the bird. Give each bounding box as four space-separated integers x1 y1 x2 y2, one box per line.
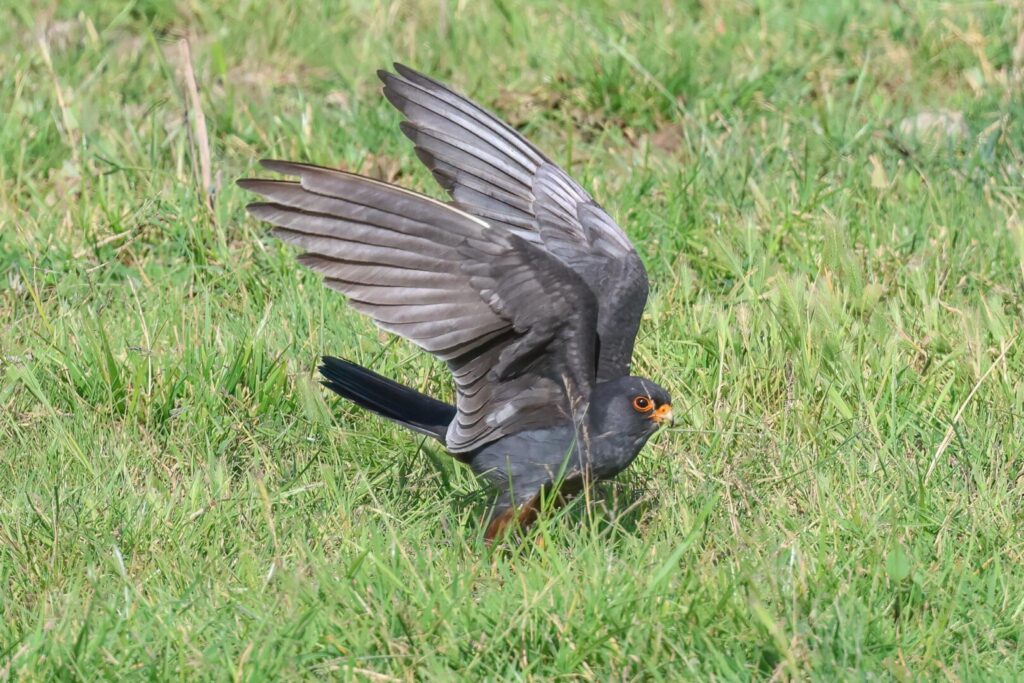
237 64 672 542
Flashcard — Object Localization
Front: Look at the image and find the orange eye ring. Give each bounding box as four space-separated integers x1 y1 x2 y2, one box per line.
632 396 653 413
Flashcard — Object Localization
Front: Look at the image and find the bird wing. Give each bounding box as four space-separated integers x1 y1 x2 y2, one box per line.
239 160 598 452
379 64 649 381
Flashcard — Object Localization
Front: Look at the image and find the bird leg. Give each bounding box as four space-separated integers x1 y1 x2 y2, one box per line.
483 473 587 544
484 494 542 544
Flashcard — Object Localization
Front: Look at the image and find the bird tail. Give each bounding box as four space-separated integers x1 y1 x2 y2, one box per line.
318 356 455 443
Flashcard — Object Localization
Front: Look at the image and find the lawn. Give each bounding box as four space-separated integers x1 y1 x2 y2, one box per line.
2 0 1024 679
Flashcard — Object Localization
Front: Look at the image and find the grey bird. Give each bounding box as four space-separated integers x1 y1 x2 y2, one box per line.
237 64 672 541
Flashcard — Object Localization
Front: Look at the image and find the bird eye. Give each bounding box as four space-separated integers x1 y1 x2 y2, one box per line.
632 396 652 412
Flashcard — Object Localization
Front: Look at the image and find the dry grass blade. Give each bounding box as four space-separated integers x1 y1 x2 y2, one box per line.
924 333 1018 486
178 38 214 212
37 34 79 166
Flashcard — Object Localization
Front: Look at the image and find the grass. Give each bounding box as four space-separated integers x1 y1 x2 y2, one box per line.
2 0 1024 678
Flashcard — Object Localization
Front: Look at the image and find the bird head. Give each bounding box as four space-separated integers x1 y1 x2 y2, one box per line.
589 376 673 442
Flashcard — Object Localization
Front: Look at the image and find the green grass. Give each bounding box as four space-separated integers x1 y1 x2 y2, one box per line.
2 0 1024 678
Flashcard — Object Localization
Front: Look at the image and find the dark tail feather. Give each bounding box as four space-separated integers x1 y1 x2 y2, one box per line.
318 356 455 443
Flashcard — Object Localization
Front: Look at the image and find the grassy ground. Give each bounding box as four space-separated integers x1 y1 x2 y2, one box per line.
2 0 1024 679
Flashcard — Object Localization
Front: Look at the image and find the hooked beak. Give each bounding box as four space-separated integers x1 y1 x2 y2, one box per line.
650 404 674 427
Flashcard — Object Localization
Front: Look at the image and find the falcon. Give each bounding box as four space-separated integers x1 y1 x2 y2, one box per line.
238 65 672 541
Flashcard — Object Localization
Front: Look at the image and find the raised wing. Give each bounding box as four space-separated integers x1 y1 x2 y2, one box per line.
238 160 598 452
379 64 649 380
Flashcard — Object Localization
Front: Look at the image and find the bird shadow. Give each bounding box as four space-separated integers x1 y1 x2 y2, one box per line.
553 474 665 541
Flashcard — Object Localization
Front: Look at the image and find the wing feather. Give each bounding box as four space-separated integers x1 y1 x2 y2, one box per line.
240 161 597 451
380 64 650 379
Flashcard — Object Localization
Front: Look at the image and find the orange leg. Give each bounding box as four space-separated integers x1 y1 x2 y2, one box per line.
484 494 542 544
483 475 587 544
